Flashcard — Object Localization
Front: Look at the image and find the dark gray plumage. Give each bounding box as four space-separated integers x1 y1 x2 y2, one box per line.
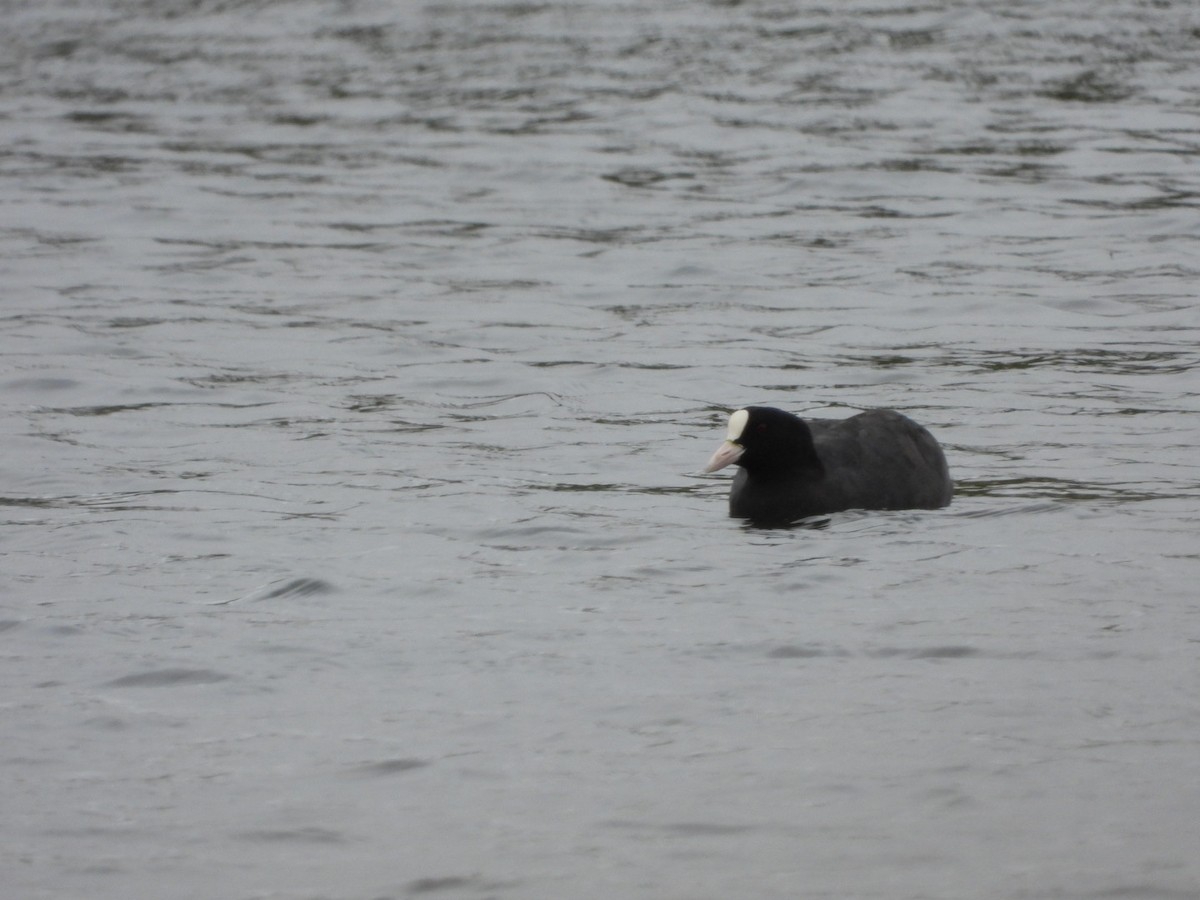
704 406 952 524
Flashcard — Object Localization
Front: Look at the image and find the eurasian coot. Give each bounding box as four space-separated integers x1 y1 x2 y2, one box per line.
704 406 952 524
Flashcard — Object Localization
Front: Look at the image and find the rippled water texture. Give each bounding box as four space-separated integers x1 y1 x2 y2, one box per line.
3 2 1199 898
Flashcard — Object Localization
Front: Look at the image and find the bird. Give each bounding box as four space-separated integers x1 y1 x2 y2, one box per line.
703 406 952 524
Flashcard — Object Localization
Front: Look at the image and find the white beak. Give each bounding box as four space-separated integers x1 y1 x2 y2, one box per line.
703 441 744 473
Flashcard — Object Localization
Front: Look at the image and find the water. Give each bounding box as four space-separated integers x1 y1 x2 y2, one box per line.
3 1 1199 898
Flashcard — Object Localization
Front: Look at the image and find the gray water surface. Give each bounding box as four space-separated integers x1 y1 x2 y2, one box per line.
3 2 1199 898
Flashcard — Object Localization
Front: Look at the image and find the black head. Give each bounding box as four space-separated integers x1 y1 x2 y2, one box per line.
704 406 823 479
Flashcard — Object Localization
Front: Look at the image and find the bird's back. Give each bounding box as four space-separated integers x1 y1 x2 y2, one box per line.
810 410 952 511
